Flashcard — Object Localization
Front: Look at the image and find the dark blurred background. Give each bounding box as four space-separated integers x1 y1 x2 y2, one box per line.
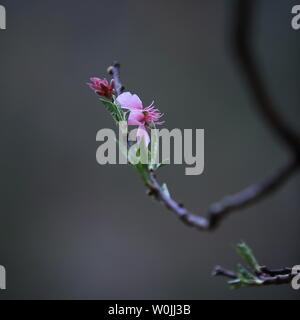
0 0 299 300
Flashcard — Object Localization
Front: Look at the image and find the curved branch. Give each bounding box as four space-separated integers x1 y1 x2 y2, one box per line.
148 159 299 231
234 0 300 157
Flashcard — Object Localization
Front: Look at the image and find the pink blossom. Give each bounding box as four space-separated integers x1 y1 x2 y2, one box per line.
117 92 164 146
87 77 115 99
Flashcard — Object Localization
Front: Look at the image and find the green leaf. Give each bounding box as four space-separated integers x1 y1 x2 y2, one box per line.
236 242 261 272
228 279 242 289
235 264 263 287
133 163 152 187
100 99 124 123
217 242 265 289
226 264 263 289
237 264 256 281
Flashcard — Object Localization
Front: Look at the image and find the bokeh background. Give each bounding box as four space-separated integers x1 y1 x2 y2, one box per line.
0 0 299 300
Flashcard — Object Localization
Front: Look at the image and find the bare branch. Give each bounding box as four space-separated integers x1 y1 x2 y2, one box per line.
212 266 236 279
148 159 298 231
212 242 296 288
260 274 294 286
107 61 124 97
260 266 293 276
212 265 294 287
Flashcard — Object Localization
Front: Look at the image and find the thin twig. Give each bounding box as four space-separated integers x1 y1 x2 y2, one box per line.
107 61 124 97
148 159 299 231
212 266 237 279
260 274 294 286
212 265 294 287
260 266 293 276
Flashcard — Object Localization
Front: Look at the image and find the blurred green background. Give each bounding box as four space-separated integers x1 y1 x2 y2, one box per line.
0 0 299 299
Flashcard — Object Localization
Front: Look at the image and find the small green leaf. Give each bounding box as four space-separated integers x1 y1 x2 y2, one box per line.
133 163 152 187
236 242 261 272
228 278 242 289
237 264 255 281
100 99 124 122
235 264 263 287
216 242 265 289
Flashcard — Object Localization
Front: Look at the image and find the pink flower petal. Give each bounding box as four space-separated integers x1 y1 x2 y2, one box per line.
117 92 143 110
128 110 145 126
86 83 96 90
90 77 108 86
